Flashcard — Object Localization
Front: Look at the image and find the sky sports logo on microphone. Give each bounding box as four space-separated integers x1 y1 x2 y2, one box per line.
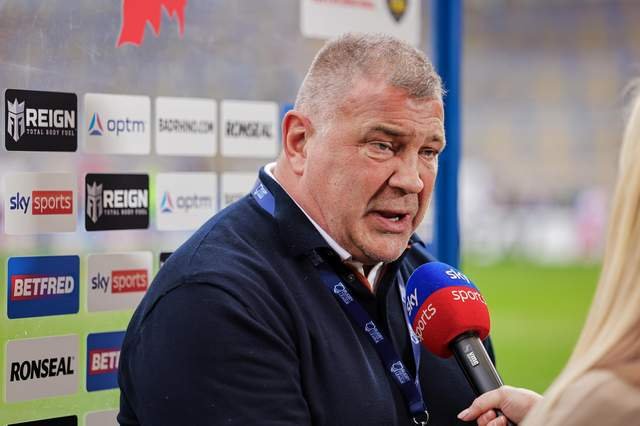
86 331 125 392
7 255 79 319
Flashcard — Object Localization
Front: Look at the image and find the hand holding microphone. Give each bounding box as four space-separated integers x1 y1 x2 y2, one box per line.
404 262 520 425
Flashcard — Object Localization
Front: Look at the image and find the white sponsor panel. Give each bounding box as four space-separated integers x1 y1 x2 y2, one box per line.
155 97 217 156
3 172 77 234
87 252 152 312
156 172 218 231
300 0 421 46
5 335 79 402
85 409 119 426
220 100 278 158
221 172 256 208
84 93 151 154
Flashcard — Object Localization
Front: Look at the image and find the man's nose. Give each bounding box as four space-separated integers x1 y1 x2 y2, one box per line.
388 157 424 194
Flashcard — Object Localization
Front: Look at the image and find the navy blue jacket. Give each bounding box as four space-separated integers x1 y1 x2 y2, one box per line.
118 169 495 425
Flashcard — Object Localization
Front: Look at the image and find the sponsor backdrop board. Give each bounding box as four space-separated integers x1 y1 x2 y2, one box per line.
3 173 77 235
83 93 151 155
221 172 257 209
0 0 417 423
220 100 279 158
155 97 217 156
156 172 218 231
300 0 421 46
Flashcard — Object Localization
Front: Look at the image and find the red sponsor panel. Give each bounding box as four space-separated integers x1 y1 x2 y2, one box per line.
412 286 490 358
111 269 148 293
89 348 121 375
31 190 73 215
117 0 187 47
11 274 48 301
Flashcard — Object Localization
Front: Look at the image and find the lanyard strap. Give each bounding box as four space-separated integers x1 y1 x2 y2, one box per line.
251 178 429 425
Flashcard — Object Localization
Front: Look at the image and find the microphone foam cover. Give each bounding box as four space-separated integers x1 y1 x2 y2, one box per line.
405 262 490 358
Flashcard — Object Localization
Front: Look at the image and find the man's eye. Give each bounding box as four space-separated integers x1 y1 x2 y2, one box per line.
373 142 393 152
420 148 439 159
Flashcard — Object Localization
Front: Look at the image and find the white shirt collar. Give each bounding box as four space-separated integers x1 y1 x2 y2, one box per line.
264 162 384 290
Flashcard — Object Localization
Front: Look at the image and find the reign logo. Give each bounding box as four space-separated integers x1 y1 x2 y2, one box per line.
85 174 149 231
7 98 25 142
4 89 77 152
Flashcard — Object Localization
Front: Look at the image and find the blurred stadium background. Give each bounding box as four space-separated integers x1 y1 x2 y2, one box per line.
1 0 637 415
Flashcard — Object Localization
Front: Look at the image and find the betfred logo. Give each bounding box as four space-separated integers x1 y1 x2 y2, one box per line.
87 252 152 312
7 256 79 319
86 331 125 391
11 275 74 300
88 349 120 375
3 173 77 234
5 335 79 402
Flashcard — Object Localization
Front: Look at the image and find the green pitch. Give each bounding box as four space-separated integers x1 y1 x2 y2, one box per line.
462 258 600 393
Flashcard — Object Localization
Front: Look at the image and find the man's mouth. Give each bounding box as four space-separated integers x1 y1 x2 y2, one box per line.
370 210 413 232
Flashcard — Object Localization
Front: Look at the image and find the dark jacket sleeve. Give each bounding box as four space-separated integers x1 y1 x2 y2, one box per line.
118 282 311 426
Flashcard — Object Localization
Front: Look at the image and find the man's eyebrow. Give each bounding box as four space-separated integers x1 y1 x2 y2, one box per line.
369 125 411 137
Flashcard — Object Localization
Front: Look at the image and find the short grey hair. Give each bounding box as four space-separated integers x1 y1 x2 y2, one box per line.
294 33 443 126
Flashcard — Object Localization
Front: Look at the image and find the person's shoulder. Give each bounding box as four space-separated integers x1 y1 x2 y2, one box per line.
538 369 640 426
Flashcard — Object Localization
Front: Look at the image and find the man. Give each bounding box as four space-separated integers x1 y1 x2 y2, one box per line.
118 33 495 425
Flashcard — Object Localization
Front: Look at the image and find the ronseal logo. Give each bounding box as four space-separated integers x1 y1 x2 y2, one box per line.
85 173 149 231
7 256 79 319
5 335 79 402
220 100 278 158
84 93 150 154
86 331 125 391
4 88 77 151
87 252 152 312
156 97 217 156
3 173 77 234
156 173 217 231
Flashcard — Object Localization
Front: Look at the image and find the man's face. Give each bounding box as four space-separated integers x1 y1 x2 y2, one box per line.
299 79 445 264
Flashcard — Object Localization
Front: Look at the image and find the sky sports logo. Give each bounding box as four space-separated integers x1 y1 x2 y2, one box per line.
86 331 125 391
7 256 79 319
3 173 77 234
87 252 152 312
91 269 148 294
9 190 73 215
4 88 77 152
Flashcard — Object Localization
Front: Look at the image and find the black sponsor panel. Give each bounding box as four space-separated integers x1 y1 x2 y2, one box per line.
85 173 149 231
159 251 173 267
5 89 77 152
8 416 77 426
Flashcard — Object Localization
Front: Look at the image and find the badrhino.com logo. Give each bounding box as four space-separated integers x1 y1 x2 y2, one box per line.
85 174 149 231
4 89 77 151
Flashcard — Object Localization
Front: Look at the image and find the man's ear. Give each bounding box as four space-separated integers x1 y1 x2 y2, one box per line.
281 110 313 175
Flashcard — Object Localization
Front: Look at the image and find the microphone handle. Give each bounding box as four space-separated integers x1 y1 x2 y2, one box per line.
451 332 517 426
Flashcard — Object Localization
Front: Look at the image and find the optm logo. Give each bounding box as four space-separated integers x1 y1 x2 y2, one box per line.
88 112 104 135
160 191 174 213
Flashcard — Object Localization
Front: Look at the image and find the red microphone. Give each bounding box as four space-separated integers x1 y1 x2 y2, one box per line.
405 262 516 425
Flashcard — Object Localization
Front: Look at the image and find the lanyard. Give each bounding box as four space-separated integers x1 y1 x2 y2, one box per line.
251 178 429 425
